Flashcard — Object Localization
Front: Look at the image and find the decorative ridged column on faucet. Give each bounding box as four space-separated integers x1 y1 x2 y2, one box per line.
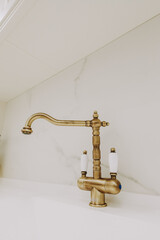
92 111 101 179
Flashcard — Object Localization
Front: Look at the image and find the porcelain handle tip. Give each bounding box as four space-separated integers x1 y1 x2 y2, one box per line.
81 150 88 172
109 148 118 173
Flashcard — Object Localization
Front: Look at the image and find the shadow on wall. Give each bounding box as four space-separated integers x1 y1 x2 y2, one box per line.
0 164 2 177
0 134 4 177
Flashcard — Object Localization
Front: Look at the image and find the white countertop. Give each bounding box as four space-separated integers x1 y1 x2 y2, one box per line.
0 178 159 240
0 177 159 223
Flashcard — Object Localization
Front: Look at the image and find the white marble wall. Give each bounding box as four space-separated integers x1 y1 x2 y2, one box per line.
1 15 160 195
0 101 6 133
0 101 6 173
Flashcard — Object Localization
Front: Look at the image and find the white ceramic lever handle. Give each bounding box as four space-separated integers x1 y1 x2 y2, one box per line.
81 150 88 172
108 148 118 173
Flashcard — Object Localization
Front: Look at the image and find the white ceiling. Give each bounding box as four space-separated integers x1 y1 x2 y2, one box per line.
0 0 160 102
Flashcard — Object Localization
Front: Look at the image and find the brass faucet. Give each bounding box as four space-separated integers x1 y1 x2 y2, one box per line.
22 111 121 207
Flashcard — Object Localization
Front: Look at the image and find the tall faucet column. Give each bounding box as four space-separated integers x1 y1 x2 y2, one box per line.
92 111 101 179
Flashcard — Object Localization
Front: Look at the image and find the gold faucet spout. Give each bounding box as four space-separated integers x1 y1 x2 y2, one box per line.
21 112 91 134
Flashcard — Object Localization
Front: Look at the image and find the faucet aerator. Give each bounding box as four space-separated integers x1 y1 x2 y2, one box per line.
21 127 32 135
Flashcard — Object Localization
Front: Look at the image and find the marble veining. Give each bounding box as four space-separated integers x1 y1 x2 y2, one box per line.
101 163 160 195
74 58 87 99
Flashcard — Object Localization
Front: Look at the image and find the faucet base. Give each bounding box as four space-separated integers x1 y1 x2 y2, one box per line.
89 188 107 207
89 202 107 207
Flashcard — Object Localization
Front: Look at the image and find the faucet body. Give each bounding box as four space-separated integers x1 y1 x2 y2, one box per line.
22 111 121 207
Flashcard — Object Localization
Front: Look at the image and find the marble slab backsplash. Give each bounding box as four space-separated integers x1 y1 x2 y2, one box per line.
1 15 160 195
0 102 6 133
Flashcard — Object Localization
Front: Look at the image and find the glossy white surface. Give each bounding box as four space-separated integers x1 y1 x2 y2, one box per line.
81 153 88 172
0 0 160 101
2 15 160 195
0 178 159 240
109 152 118 173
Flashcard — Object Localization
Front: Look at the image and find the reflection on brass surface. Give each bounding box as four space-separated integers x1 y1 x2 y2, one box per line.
22 111 121 207
111 148 116 153
90 188 107 207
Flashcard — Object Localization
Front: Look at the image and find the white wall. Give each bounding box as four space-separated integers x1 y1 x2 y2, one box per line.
1 15 160 195
0 101 6 174
0 101 6 133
